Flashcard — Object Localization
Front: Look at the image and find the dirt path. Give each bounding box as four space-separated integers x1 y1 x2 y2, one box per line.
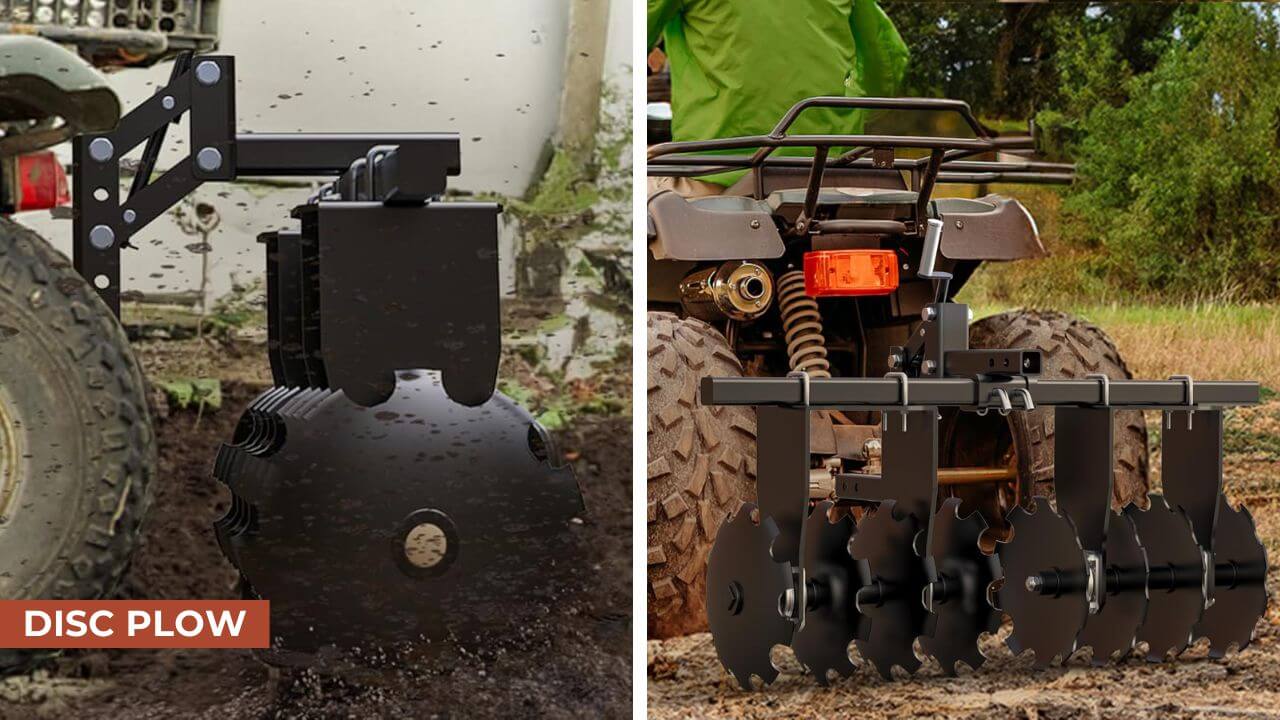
649 401 1280 719
0 366 632 718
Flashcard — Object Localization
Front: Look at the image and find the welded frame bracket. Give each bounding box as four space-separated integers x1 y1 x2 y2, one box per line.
72 54 461 316
755 395 811 628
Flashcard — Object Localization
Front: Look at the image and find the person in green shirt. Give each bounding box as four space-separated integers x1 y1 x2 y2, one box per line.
648 0 909 196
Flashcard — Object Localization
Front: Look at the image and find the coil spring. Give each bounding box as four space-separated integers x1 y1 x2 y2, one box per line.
777 270 831 378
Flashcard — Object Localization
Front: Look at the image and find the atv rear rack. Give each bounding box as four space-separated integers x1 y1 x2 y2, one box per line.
699 219 1266 686
648 96 1072 237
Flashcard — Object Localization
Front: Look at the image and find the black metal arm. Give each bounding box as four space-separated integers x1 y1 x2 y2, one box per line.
72 54 461 315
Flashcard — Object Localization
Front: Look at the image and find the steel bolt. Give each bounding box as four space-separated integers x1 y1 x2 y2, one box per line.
922 359 937 375
196 147 224 172
749 219 761 229
89 225 115 250
122 209 137 225
1025 575 1043 592
162 95 176 111
921 306 937 322
88 138 114 163
195 60 222 86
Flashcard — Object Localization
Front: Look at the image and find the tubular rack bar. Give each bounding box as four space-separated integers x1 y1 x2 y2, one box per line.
700 376 1259 411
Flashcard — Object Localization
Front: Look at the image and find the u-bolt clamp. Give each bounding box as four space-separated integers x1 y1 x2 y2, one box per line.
1011 387 1035 412
346 158 367 199
787 370 811 407
976 386 1014 417
883 371 910 432
1168 374 1196 430
365 144 400 200
1085 373 1111 407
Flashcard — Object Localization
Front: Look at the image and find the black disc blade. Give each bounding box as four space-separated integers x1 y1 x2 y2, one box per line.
849 501 928 679
920 497 1001 675
1195 499 1267 658
791 502 859 685
1077 511 1148 665
707 503 795 690
1129 493 1205 662
214 371 584 656
996 498 1088 666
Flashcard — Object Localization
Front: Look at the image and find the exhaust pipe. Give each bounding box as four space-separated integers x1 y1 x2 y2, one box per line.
679 261 774 322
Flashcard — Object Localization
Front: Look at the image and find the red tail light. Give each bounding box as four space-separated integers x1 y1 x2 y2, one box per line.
803 250 900 297
12 152 70 212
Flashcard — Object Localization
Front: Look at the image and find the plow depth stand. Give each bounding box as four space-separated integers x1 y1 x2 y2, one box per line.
73 55 583 654
701 219 1265 687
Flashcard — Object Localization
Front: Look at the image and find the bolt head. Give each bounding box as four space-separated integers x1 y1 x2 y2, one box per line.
195 60 222 86
921 306 937 322
122 209 137 224
778 587 796 618
88 138 114 163
887 351 902 369
922 360 937 374
162 95 176 111
196 147 224 172
89 225 115 251
1025 575 1043 592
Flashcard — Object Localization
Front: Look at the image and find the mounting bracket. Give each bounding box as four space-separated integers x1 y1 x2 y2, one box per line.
71 54 499 407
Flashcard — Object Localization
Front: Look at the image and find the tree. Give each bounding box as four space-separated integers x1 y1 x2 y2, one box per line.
1051 5 1280 299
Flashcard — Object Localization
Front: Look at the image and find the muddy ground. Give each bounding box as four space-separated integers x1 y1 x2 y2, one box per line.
0 342 632 719
649 400 1280 719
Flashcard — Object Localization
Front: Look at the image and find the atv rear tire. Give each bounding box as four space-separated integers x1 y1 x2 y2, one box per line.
0 219 154 664
647 312 756 639
947 310 1148 510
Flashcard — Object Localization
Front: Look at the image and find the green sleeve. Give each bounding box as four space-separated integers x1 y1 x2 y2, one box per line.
850 0 909 97
648 0 681 50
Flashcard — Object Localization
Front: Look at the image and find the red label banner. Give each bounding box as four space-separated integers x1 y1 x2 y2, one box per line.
0 601 270 648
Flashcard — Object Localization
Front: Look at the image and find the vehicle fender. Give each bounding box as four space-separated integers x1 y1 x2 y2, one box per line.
0 36 119 141
647 189 785 261
935 194 1047 261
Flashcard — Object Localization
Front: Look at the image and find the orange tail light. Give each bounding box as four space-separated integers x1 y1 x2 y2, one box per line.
803 250 900 297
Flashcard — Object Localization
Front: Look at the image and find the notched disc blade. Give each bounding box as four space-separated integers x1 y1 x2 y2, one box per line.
1129 493 1204 662
214 371 584 657
791 502 858 685
849 501 928 679
1195 500 1267 658
920 497 1001 675
1077 512 1148 665
707 503 795 690
996 497 1087 667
